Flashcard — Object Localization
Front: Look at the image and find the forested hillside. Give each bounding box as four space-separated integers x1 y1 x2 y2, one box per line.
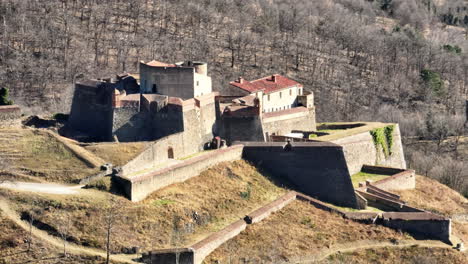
0 0 466 119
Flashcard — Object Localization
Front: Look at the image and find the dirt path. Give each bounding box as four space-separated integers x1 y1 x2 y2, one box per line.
290 239 454 263
0 198 139 264
0 181 84 195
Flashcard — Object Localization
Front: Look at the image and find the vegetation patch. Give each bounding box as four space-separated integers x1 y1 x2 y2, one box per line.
84 177 111 191
351 171 389 188
83 142 148 166
370 125 395 159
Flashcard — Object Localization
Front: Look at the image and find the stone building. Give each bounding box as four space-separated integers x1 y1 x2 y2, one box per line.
216 74 316 143
67 61 217 145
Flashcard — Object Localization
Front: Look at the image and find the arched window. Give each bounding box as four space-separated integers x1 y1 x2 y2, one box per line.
168 147 174 159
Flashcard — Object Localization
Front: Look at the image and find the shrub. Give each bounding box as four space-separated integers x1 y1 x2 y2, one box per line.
420 69 445 97
0 87 13 106
85 177 111 191
52 113 69 122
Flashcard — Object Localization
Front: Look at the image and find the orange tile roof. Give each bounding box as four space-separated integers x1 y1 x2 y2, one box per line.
145 60 176 67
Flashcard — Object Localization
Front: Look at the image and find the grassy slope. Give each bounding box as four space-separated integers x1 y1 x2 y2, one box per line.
351 171 389 188
0 128 98 183
206 200 411 263
1 160 286 253
83 142 148 166
0 210 106 264
324 246 467 264
394 175 468 243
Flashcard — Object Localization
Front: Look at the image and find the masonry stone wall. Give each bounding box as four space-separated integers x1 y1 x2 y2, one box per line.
261 107 316 138
219 116 265 143
192 219 247 264
330 124 406 175
119 145 244 202
372 170 416 191
112 107 154 142
68 82 114 141
120 132 187 176
0 105 21 127
382 212 452 243
240 142 358 208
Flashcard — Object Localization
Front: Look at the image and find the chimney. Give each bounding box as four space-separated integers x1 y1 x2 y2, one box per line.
272 75 277 83
238 77 244 84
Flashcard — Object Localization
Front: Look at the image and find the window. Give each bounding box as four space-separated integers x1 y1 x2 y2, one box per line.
279 92 282 99
196 81 199 86
168 147 174 159
267 94 270 101
290 89 292 96
299 88 302 95
152 84 157 93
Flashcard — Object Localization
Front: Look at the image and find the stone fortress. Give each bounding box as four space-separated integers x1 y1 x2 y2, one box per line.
65 59 457 263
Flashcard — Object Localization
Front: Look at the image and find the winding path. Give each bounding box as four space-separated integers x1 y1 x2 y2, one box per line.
0 198 139 263
0 181 83 195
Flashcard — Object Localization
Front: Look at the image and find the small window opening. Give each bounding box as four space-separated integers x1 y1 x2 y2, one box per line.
168 147 174 159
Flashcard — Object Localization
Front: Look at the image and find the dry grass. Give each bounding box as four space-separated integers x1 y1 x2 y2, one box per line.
0 210 107 264
0 129 99 183
206 200 411 263
83 142 148 166
2 160 286 253
394 175 468 243
394 175 468 217
323 246 467 264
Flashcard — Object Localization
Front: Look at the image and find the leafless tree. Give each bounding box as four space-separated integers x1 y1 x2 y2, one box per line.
103 196 122 264
56 212 72 258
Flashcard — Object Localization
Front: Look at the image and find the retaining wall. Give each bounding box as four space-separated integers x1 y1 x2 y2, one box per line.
261 107 316 138
244 191 297 224
240 141 358 208
382 212 452 243
192 219 247 264
371 170 416 191
118 145 244 202
0 105 21 127
330 124 406 175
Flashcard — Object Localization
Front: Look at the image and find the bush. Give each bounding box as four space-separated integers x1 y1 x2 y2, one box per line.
52 113 69 122
85 177 111 191
0 87 13 106
420 69 445 97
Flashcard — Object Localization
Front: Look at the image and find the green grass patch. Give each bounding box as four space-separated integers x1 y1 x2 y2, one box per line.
351 171 389 188
153 199 175 206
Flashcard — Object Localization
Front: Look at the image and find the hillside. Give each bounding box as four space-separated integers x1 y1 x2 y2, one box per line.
0 128 99 183
0 160 286 254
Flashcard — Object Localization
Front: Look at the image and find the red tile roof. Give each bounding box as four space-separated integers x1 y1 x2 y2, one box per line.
230 74 302 94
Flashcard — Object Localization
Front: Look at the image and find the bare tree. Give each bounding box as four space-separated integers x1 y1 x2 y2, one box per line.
103 196 122 264
56 212 72 258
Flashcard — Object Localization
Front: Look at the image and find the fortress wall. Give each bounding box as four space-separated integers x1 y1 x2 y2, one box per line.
192 219 247 264
140 64 195 99
141 248 194 264
0 105 21 127
244 191 297 224
240 142 358 208
123 145 244 202
382 212 452 243
372 170 416 191
261 107 316 138
220 116 265 143
112 107 153 142
330 124 406 175
68 83 114 140
120 132 186 176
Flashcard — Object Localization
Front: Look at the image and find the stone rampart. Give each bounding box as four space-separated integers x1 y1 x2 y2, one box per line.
382 212 452 243
330 124 406 175
239 141 358 208
191 219 247 264
261 107 316 139
0 105 21 127
244 191 297 224
371 170 416 191
119 145 244 202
